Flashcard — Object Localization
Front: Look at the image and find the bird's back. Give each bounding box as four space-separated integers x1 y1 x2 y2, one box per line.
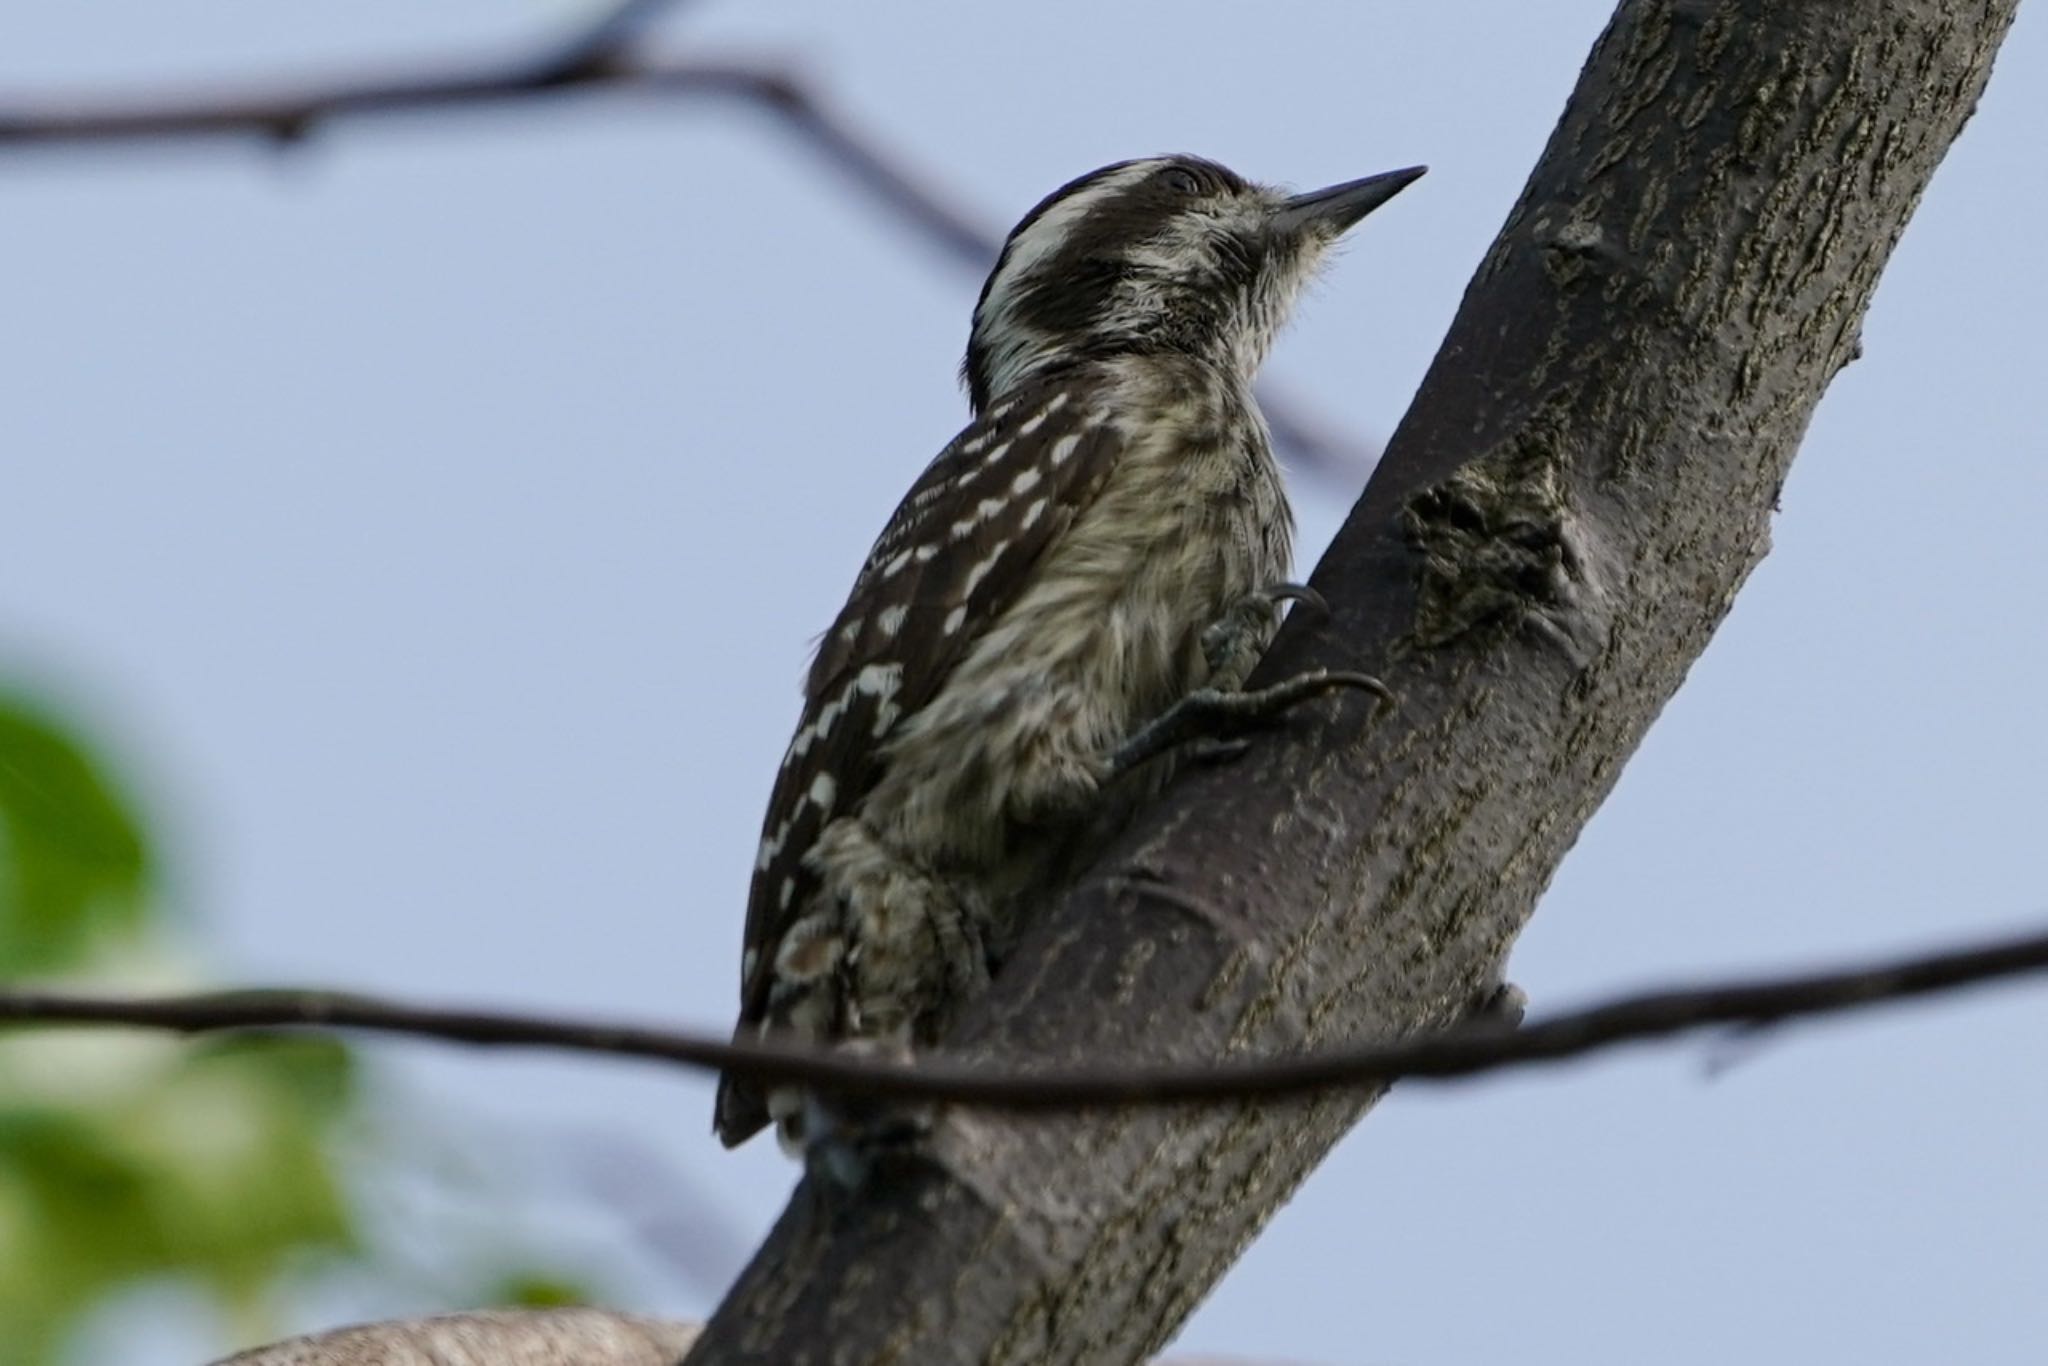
717 357 1288 1147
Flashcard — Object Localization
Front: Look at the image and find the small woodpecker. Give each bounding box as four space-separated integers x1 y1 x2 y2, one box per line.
716 154 1424 1152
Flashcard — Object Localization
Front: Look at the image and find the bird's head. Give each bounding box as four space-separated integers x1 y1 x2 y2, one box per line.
962 155 1424 412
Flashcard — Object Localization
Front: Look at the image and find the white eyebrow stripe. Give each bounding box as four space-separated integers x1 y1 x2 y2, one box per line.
996 163 1159 284
975 160 1161 345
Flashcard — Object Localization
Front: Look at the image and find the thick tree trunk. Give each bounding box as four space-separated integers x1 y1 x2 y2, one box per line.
687 2 2019 1363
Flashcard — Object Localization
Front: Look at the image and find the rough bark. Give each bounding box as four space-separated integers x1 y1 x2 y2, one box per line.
206 1310 1290 1366
211 1309 701 1365
685 1 2019 1363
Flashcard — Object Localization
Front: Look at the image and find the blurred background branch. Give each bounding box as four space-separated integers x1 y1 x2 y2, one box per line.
0 3 1378 487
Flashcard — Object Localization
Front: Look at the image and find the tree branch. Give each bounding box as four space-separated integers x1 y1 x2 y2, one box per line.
207 1308 1314 1366
210 1308 699 1366
0 33 1377 484
537 0 698 84
685 3 2025 1363
5 920 2044 1106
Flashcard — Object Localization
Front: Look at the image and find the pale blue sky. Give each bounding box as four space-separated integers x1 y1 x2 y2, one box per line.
5 3 2047 1362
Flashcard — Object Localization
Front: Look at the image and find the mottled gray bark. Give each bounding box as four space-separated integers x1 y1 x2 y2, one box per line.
686 1 2019 1363
212 1309 700 1365
207 1310 1291 1366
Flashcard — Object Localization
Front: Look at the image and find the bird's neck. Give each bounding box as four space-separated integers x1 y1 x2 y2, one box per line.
976 345 1258 421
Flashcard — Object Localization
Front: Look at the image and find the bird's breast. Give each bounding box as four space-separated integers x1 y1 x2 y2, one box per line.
861 369 1292 881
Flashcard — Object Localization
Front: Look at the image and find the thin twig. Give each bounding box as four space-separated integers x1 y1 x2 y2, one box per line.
4 922 2043 1109
0 39 1378 483
538 0 697 83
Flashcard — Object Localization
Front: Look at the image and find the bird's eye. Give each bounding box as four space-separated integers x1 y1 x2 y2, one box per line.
1161 167 1203 195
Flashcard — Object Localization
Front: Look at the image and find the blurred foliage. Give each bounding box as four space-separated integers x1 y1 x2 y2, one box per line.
0 695 150 972
491 1273 590 1309
0 689 604 1365
0 690 357 1366
0 1038 359 1364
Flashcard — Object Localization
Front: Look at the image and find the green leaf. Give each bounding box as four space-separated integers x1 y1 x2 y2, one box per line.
0 693 153 972
0 1036 360 1362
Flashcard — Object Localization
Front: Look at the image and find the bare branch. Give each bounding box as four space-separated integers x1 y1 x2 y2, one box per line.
210 1308 698 1366
0 1 694 146
207 1308 1311 1366
0 38 1375 483
537 0 699 83
7 920 2044 1108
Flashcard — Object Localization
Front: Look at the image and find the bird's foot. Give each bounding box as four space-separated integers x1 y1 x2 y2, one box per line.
1108 669 1394 779
794 1037 937 1191
1464 978 1528 1032
1200 581 1326 684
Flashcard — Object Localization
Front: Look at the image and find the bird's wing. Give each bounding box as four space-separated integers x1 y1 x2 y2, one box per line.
718 372 1123 1144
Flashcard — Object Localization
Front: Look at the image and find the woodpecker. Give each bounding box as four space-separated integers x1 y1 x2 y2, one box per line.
716 154 1423 1151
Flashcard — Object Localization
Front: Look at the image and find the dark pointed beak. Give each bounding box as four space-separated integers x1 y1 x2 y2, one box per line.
1274 165 1427 237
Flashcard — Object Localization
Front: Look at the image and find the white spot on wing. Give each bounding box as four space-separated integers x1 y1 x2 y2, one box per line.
1049 433 1083 466
784 682 854 767
943 605 969 635
1010 467 1041 496
856 662 902 696
756 818 792 870
808 772 837 811
1020 498 1048 531
783 726 815 766
877 604 907 637
854 658 904 736
962 546 1005 597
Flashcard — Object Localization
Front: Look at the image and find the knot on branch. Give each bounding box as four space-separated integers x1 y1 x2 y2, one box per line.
1402 413 1607 660
1538 213 1623 291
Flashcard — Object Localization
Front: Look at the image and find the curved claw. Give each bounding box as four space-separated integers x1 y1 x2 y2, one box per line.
1109 667 1396 777
1262 581 1328 617
1314 669 1398 716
